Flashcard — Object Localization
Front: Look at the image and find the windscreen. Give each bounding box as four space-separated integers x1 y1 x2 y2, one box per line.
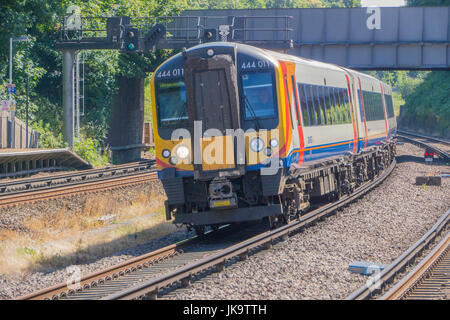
156 80 188 128
241 72 277 120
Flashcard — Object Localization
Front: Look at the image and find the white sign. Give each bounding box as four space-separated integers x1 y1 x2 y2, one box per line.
219 25 230 42
1 100 16 111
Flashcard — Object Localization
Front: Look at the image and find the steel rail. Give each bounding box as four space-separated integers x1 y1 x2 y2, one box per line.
346 208 450 300
381 232 450 300
397 130 450 147
0 160 154 194
397 134 450 161
19 225 235 300
102 159 396 300
0 170 158 207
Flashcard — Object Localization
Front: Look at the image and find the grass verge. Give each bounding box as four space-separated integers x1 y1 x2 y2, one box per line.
0 189 176 274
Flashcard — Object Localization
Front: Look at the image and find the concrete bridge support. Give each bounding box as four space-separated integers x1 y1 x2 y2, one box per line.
62 50 75 148
108 75 145 164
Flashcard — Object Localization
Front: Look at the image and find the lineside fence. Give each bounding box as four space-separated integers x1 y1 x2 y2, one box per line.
0 112 39 149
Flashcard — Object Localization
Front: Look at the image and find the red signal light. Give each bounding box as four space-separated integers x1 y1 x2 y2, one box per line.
430 152 434 156
425 152 429 156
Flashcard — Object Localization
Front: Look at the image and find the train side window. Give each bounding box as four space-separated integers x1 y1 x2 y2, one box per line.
298 84 311 126
358 89 365 121
370 92 375 120
321 86 328 125
365 91 373 121
331 88 341 124
384 94 395 118
376 93 384 120
346 89 353 123
315 86 325 125
363 91 384 121
321 86 331 125
340 89 347 123
336 88 344 124
306 85 316 126
327 87 336 125
319 86 326 125
309 85 319 125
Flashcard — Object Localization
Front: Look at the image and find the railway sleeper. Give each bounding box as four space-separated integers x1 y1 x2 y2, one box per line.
180 275 192 288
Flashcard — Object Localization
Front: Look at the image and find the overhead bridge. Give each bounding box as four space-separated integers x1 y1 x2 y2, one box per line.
181 7 450 70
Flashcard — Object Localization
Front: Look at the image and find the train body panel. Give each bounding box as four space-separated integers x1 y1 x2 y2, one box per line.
150 42 396 230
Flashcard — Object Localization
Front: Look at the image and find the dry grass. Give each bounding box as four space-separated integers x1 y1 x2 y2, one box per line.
0 189 176 274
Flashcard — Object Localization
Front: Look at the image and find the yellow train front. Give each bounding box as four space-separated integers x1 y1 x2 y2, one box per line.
151 42 290 232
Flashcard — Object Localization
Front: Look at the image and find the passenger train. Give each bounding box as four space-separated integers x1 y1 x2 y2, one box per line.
151 42 396 234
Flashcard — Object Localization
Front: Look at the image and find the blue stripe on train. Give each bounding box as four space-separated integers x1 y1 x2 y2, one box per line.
159 135 390 177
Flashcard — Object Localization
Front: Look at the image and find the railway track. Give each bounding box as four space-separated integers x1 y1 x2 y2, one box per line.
20 158 396 300
397 130 450 161
381 232 450 300
346 209 449 300
0 160 157 207
346 132 449 300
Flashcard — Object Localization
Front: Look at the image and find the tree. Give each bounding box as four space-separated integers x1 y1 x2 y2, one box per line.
407 0 450 5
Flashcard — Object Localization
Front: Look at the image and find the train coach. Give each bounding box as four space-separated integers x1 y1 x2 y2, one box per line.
151 42 396 234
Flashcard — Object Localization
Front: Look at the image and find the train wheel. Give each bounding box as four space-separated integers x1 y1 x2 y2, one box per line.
193 225 205 236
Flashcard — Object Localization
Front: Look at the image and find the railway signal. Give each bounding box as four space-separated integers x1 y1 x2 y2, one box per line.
143 24 166 53
122 26 139 52
424 149 434 163
203 28 217 42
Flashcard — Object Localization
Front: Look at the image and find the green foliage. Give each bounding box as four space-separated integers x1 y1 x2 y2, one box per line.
0 0 363 155
407 0 450 6
17 246 37 257
399 72 450 136
74 136 109 167
32 120 66 149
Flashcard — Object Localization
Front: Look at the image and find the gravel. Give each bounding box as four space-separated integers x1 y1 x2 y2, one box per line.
0 227 194 299
0 142 448 300
163 142 449 300
0 178 168 299
0 180 164 233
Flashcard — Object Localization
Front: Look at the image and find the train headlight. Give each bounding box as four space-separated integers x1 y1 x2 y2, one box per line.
169 156 178 165
176 146 189 159
162 149 171 158
250 138 265 152
269 138 279 148
264 147 272 157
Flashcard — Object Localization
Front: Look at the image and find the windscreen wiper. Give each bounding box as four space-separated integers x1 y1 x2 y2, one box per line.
175 103 188 122
244 95 261 131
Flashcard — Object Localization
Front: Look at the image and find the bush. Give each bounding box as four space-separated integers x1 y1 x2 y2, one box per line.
31 120 66 149
74 137 110 167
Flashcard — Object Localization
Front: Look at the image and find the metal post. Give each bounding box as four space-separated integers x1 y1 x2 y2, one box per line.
26 74 29 148
75 51 80 138
9 38 12 87
62 50 75 148
9 38 14 147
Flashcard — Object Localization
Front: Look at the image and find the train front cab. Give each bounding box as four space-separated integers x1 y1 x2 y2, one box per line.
151 43 290 228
